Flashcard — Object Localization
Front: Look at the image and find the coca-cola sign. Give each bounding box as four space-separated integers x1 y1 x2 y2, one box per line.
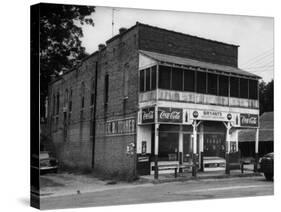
240 113 259 127
142 107 155 123
158 107 183 123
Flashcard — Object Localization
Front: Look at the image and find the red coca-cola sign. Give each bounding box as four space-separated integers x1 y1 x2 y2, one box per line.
158 107 183 123
240 113 259 127
142 107 155 123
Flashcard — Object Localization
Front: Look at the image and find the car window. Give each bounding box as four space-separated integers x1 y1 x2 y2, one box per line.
40 152 50 159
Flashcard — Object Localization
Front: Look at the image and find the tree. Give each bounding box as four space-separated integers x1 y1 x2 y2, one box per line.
259 79 274 115
38 3 95 119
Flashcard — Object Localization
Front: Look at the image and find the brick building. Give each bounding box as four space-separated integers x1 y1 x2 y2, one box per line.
47 22 260 179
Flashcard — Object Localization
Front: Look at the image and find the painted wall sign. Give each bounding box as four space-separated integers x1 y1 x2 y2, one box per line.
142 107 155 123
106 117 136 136
240 113 259 127
158 107 183 123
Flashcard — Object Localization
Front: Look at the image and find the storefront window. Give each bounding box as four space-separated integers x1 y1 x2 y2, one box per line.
158 125 179 161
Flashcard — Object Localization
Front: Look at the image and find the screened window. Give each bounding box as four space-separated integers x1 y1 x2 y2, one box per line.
219 75 229 97
196 71 207 94
145 68 151 91
140 70 145 92
151 66 156 90
159 65 171 89
207 73 218 95
249 79 258 99
230 77 239 98
183 69 195 92
240 78 249 99
171 68 183 91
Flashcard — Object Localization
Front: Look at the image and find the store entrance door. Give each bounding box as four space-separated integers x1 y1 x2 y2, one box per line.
183 134 199 163
203 134 225 158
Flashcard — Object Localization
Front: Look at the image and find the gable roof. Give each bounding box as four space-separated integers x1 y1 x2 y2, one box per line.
139 50 261 79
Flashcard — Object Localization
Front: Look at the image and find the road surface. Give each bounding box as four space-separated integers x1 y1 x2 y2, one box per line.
40 176 273 210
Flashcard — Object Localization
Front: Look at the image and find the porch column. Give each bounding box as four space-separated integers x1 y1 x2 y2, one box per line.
225 122 231 174
192 120 197 177
154 106 159 179
179 125 183 171
254 128 260 172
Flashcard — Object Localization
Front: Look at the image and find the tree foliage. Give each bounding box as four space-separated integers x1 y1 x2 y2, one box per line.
39 3 95 118
259 79 274 115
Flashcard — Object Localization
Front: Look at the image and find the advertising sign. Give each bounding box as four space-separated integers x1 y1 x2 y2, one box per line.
240 113 259 127
190 109 239 124
142 107 155 124
106 117 136 136
158 107 183 123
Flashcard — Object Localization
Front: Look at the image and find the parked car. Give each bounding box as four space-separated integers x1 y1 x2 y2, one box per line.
31 152 58 174
259 152 273 181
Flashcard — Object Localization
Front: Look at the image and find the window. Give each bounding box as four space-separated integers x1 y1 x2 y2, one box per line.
90 79 95 106
171 68 183 91
140 70 145 92
151 66 156 90
207 73 218 95
249 79 258 99
219 75 229 97
56 92 60 115
124 68 129 97
183 69 195 92
159 65 171 89
240 78 249 99
230 77 239 98
196 71 207 94
105 74 109 104
145 68 151 91
80 82 85 109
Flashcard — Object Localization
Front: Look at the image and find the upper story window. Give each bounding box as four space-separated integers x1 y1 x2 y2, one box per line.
172 68 183 91
139 66 157 92
240 78 249 99
183 69 195 92
207 73 218 95
90 79 95 106
159 65 171 89
196 71 207 94
219 75 229 97
230 77 239 98
249 79 258 99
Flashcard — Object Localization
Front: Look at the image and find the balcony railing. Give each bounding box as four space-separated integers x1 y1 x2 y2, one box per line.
139 89 259 109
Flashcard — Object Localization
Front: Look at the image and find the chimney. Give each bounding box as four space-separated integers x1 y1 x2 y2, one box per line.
98 44 105 51
119 27 127 34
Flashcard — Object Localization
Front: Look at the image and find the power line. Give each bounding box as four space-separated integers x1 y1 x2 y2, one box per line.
241 49 273 67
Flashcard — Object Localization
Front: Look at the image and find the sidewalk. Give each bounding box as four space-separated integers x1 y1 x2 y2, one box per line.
40 172 153 198
40 166 261 198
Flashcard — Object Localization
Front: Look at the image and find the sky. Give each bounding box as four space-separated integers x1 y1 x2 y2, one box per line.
79 6 274 82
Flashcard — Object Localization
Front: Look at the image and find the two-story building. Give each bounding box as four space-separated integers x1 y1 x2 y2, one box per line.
48 22 260 179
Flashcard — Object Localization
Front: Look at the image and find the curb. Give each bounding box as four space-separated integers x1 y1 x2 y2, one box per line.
148 172 262 184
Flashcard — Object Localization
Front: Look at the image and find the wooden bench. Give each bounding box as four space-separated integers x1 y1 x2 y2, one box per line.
152 163 193 178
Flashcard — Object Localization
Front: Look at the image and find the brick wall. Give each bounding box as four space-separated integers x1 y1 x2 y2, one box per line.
138 23 238 67
93 27 139 179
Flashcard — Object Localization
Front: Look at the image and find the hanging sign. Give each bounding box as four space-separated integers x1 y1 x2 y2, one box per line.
158 107 183 123
141 107 155 123
190 109 238 123
240 113 259 127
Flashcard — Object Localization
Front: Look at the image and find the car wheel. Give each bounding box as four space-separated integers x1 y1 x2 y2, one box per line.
264 173 273 181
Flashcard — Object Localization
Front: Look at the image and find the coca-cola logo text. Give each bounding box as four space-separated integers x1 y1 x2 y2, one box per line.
158 107 182 123
240 114 258 127
142 111 154 120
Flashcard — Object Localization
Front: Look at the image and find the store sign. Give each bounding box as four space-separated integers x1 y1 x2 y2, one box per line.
240 114 258 127
142 107 155 123
190 109 237 123
158 107 183 123
106 117 136 136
